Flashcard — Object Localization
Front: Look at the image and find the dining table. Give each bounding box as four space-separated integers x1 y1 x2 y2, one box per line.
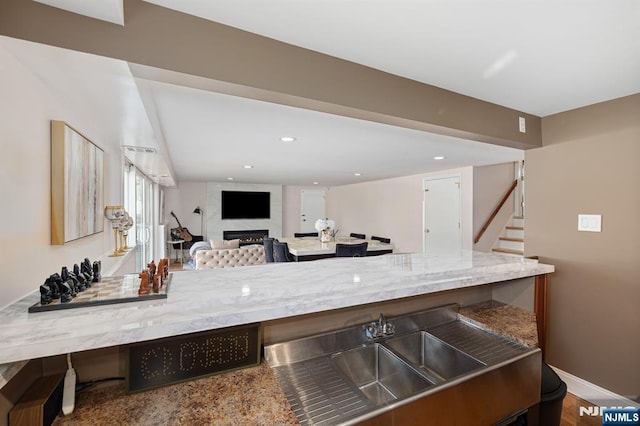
279 236 394 261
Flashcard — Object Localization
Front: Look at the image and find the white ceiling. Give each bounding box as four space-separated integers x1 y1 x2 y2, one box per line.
8 0 639 186
135 78 522 185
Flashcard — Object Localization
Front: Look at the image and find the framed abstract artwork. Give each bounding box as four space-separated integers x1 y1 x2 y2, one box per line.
51 121 104 245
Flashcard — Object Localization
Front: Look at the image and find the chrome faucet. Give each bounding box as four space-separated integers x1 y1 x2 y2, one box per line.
363 313 396 340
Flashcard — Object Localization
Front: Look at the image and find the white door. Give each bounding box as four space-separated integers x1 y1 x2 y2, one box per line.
300 189 326 233
423 176 461 252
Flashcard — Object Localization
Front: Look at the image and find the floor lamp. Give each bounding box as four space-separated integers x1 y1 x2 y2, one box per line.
193 206 205 237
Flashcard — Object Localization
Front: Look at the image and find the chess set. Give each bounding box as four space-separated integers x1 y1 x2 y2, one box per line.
28 258 171 313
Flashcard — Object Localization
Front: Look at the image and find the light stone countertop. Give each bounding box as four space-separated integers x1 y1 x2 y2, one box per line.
0 251 553 366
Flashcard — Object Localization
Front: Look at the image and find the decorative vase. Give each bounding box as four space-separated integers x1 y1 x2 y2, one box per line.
320 229 333 243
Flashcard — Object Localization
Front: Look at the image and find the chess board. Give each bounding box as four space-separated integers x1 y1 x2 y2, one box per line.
28 273 172 313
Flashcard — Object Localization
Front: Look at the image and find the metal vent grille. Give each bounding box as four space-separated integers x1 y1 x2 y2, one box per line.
426 320 528 365
123 146 157 154
272 357 373 425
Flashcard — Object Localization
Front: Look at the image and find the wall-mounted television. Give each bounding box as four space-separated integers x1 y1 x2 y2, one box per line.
221 191 271 219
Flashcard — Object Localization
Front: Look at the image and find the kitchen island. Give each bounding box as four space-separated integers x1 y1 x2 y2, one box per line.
0 251 552 365
52 300 539 425
1 250 552 425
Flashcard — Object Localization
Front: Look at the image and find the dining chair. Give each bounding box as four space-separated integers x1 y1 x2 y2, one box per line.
273 241 293 262
263 237 275 263
335 242 368 257
371 236 391 244
349 233 366 240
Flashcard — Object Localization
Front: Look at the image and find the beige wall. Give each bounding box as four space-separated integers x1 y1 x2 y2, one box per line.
473 163 516 252
165 167 511 255
326 167 474 253
0 42 122 309
526 94 640 399
163 181 207 237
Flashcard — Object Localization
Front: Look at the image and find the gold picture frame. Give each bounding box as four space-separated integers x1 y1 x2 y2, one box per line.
51 121 104 245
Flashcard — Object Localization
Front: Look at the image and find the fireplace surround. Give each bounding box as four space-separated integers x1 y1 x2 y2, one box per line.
223 229 269 246
206 182 283 243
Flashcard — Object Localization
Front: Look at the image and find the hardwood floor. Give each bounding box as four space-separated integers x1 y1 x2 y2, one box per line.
561 393 602 426
168 260 185 272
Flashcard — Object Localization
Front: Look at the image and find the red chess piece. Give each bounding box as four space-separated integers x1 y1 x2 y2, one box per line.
155 258 164 283
161 258 169 280
147 261 156 278
152 272 161 293
138 270 150 295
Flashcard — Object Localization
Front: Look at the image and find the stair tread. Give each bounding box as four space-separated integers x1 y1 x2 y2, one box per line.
499 237 524 242
506 226 524 230
492 247 524 255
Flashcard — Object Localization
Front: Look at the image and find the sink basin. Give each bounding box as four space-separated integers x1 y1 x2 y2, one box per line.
385 331 485 382
331 343 433 406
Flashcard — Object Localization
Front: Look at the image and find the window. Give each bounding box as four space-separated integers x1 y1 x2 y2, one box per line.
124 163 156 270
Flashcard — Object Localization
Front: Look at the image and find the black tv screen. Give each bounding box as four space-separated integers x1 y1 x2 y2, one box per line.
221 191 270 219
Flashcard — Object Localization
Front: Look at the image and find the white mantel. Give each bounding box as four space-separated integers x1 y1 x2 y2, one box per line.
0 251 552 365
206 182 283 241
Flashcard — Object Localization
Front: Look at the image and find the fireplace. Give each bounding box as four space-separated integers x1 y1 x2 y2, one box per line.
223 229 269 246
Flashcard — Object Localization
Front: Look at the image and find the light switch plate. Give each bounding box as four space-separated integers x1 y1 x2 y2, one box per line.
518 117 526 133
578 214 602 232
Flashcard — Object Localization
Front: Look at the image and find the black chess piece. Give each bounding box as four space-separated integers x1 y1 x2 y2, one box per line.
60 266 69 282
83 273 92 288
67 272 79 297
83 257 91 270
48 273 62 300
40 280 52 305
60 281 73 303
82 258 93 281
61 266 77 297
73 264 87 291
92 260 101 282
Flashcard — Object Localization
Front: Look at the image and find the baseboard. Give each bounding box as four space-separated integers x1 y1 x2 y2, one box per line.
550 365 639 408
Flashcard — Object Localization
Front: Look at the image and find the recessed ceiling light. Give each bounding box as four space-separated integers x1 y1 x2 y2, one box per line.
280 136 296 142
313 181 319 185
354 173 361 176
227 177 234 180
243 165 253 169
434 156 446 160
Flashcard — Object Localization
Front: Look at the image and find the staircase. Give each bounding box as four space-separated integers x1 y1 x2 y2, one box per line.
492 216 524 257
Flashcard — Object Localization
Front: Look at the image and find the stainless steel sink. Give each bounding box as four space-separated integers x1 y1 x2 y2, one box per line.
265 304 539 425
384 331 485 383
331 343 433 406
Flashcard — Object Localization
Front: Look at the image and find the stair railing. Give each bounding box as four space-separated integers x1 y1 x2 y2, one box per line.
474 179 518 244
